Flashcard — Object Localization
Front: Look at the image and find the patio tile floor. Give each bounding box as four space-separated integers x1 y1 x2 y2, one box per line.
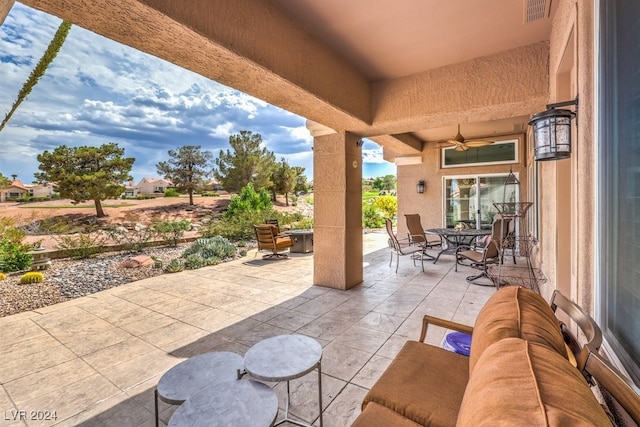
1 231 496 426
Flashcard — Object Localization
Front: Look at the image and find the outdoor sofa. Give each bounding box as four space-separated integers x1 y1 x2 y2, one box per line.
352 286 639 426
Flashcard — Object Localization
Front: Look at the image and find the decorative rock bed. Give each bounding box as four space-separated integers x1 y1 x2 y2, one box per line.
0 244 247 318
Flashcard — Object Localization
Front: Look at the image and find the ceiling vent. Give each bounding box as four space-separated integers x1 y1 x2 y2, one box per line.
524 0 550 23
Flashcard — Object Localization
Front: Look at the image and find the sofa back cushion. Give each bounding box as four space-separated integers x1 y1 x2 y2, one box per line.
457 338 611 426
469 286 567 373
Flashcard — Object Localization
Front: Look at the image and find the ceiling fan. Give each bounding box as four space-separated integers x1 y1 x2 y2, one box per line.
443 125 494 152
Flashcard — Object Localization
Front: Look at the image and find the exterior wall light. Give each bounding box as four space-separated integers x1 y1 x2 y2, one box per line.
416 180 425 194
528 97 578 161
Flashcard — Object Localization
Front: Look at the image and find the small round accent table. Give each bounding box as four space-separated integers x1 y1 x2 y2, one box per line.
244 334 323 427
155 352 243 426
168 379 278 427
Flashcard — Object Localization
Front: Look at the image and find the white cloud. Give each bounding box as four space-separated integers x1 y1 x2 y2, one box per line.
210 122 235 139
361 139 387 164
282 125 313 143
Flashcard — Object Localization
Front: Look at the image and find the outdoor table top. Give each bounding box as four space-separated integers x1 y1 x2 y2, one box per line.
157 351 243 405
244 334 322 382
425 228 491 237
168 379 278 427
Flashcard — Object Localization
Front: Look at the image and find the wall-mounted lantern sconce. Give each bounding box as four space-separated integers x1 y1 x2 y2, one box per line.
528 97 578 161
416 180 425 194
356 139 364 147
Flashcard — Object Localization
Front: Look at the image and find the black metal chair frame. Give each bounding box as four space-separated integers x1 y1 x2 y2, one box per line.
454 237 499 283
385 219 425 273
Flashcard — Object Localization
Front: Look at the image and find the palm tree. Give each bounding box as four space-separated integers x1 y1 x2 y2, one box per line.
0 20 72 133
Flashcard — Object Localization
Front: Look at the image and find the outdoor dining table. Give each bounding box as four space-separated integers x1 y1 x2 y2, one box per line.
426 228 491 264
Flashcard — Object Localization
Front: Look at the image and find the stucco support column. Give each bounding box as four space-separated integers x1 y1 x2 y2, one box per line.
0 1 14 25
312 130 363 290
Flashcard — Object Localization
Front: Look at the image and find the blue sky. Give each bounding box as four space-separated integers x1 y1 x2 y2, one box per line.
0 4 396 184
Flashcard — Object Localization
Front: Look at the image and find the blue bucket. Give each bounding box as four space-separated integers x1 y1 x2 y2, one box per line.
443 332 472 356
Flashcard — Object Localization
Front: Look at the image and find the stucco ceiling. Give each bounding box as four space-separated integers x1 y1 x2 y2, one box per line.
274 0 557 82
273 0 557 141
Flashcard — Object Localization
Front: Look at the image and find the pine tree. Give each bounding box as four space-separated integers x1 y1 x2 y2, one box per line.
213 131 276 192
272 158 297 206
35 143 134 217
156 145 214 205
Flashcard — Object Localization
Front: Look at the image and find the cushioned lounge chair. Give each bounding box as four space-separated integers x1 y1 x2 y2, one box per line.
254 224 293 259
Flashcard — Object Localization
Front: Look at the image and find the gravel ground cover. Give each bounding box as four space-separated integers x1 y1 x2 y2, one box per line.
0 244 238 317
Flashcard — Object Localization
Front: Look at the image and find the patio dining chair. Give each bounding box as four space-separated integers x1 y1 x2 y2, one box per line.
385 218 425 273
254 224 294 260
405 213 442 260
455 235 499 282
491 216 517 264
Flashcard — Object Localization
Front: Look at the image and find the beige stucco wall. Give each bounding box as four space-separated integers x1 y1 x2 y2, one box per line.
313 131 363 289
397 134 528 238
373 43 549 139
540 0 595 312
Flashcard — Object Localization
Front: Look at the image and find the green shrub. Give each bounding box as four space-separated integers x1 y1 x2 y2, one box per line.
20 271 44 284
224 183 272 219
184 253 208 269
204 211 267 240
164 188 180 197
135 195 155 200
362 204 385 228
293 218 314 230
54 232 107 259
37 217 75 234
164 258 185 273
180 237 234 269
374 195 398 219
279 211 304 224
0 238 33 272
103 225 156 252
201 208 312 241
152 220 191 247
0 217 26 243
201 192 219 197
183 236 237 261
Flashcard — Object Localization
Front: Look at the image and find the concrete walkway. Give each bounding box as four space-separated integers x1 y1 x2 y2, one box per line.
0 231 495 426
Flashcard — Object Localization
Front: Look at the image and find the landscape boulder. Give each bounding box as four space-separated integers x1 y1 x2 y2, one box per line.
118 255 154 269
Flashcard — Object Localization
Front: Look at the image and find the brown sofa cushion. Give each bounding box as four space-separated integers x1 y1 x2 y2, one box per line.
362 340 469 427
469 286 567 373
352 401 422 427
458 338 611 426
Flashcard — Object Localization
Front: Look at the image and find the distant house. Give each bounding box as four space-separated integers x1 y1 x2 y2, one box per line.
206 180 224 191
0 180 54 202
123 185 139 198
136 178 172 195
28 183 55 199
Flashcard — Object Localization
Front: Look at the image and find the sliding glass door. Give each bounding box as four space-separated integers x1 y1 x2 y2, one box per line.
444 174 518 229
